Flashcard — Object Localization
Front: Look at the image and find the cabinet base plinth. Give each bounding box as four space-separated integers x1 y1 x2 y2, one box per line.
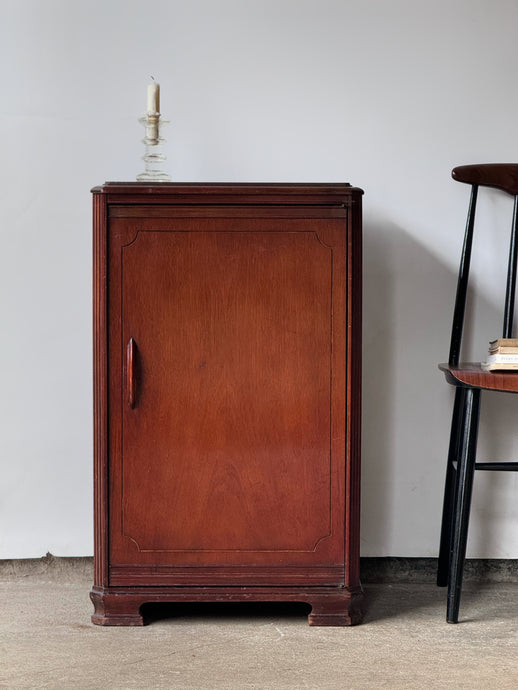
90 585 363 627
308 591 363 626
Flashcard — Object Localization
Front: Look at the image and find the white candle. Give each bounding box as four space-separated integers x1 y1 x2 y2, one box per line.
147 80 160 114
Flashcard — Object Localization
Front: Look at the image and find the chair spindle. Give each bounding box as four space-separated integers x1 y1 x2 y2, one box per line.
503 195 518 338
449 185 478 367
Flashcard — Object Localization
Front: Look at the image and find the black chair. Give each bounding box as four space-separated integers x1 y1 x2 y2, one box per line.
438 164 518 623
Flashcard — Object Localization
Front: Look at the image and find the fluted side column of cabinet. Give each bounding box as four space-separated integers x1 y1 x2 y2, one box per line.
90 182 363 626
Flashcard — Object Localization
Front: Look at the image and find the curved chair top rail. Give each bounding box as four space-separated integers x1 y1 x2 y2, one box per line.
452 164 518 196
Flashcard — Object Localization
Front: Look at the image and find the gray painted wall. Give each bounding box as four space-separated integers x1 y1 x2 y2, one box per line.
2 0 518 558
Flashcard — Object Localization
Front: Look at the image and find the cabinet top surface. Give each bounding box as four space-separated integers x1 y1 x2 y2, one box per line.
92 182 363 206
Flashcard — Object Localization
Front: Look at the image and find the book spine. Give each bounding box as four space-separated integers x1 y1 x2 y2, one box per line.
486 353 518 363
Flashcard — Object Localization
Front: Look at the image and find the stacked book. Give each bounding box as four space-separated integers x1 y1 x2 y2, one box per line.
482 338 518 371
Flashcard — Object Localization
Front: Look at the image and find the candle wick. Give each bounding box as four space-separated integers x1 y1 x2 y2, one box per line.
150 75 155 81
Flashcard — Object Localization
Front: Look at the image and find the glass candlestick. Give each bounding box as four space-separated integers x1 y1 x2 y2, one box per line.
136 113 171 181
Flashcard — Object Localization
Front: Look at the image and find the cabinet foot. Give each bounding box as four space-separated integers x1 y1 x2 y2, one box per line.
90 588 144 626
308 590 363 626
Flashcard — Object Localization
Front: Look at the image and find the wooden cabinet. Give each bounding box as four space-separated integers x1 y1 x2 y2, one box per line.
90 183 363 626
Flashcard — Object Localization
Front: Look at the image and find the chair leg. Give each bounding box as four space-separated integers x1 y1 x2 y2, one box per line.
437 387 466 587
446 387 480 623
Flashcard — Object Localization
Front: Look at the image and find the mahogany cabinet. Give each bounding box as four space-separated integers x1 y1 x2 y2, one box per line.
90 182 363 626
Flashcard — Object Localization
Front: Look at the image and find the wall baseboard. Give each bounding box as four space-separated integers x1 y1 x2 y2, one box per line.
2 554 518 583
0 553 92 580
361 557 518 583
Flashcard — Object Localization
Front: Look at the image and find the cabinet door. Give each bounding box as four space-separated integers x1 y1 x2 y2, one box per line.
108 218 347 582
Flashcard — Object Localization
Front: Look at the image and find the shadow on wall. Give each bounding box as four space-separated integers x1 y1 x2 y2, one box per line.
361 215 518 558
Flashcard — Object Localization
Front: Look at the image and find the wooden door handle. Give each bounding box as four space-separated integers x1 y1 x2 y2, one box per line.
127 337 137 408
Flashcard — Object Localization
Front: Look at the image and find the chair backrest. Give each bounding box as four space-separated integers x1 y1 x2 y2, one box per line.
449 164 518 367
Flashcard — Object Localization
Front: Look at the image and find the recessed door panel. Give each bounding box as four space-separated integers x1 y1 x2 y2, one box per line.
110 224 345 568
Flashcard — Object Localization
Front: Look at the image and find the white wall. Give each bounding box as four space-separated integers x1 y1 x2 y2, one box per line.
2 0 518 558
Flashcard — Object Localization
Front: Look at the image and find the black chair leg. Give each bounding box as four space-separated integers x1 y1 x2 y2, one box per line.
446 387 480 623
437 387 466 587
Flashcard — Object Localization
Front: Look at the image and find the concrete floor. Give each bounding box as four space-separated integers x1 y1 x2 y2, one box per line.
2 567 518 689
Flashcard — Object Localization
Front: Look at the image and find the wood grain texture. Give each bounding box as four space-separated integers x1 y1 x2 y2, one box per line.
108 564 345 586
92 182 361 207
90 584 363 627
91 183 363 626
119 229 335 555
92 192 109 588
439 362 518 392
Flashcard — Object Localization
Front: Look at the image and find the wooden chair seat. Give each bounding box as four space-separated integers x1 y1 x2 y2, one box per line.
439 362 518 392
